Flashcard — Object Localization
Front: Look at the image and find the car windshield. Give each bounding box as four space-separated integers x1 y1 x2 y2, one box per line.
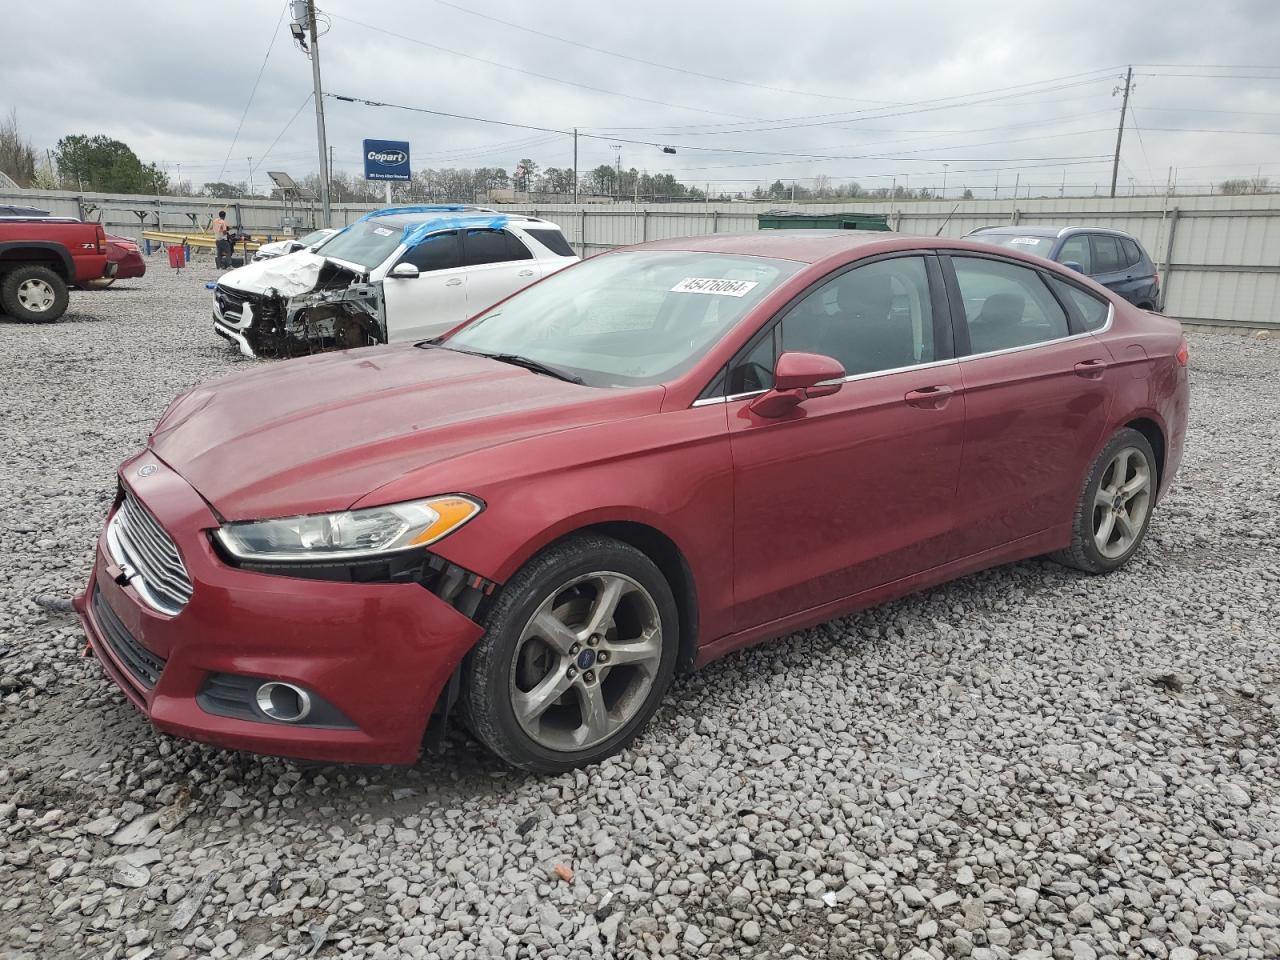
312 219 404 269
444 250 801 387
975 234 1056 258
299 228 332 246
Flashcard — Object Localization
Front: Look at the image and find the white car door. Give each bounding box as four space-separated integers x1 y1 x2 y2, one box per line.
380 230 469 342
460 228 540 318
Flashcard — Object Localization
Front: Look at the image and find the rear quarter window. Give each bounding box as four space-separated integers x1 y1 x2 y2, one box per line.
524 228 576 258
1047 275 1111 331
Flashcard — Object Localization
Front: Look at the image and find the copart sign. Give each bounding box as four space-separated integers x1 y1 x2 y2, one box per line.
363 139 411 182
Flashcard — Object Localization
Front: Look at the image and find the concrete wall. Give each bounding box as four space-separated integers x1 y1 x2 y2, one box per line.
4 187 1277 327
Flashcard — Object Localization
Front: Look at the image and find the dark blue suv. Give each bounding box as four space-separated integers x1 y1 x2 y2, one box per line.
966 225 1160 310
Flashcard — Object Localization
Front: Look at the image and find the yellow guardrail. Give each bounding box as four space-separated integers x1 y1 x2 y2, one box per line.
142 230 268 252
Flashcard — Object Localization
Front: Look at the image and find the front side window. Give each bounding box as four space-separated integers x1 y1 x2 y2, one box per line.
1057 234 1092 273
399 231 461 272
1091 235 1124 274
952 256 1070 354
445 251 800 387
778 256 936 378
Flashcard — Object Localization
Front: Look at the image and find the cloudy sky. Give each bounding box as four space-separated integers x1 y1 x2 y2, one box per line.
4 0 1279 197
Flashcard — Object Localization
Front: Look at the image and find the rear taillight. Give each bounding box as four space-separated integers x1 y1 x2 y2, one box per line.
1175 338 1189 367
95 225 106 254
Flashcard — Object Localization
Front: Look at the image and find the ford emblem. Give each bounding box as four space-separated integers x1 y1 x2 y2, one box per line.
137 464 158 478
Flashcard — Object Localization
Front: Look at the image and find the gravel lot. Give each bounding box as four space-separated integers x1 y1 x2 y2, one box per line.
1 257 1278 960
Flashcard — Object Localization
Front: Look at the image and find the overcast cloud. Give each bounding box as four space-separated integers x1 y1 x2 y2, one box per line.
3 0 1279 197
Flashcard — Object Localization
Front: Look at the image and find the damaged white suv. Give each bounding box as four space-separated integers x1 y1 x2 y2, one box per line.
212 206 578 357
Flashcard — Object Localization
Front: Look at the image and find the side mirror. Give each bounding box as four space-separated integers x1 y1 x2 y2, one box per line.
390 262 420 279
749 351 845 418
1061 260 1086 274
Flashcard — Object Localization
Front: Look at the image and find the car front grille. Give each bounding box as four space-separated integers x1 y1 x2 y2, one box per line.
214 284 254 322
106 488 194 616
91 587 167 689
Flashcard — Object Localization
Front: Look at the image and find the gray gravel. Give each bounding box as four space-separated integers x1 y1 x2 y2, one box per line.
1 256 1278 960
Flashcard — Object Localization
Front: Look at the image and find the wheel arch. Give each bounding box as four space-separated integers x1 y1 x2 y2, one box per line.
493 514 701 674
1122 415 1166 493
0 242 74 279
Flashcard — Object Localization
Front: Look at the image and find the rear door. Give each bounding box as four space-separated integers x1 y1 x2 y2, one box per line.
382 230 468 341
943 253 1113 558
461 228 539 316
1087 233 1141 304
727 254 966 630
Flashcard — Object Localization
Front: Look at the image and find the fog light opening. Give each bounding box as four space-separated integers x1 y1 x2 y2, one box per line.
255 682 312 723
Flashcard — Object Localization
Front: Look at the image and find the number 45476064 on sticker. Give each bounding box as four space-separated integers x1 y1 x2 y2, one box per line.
670 277 759 297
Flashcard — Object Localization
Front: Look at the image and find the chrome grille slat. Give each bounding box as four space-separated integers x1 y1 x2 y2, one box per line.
106 488 193 616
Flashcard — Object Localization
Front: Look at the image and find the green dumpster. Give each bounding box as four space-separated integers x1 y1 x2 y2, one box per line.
757 210 890 231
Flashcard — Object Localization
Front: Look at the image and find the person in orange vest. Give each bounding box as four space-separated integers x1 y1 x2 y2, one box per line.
212 210 232 269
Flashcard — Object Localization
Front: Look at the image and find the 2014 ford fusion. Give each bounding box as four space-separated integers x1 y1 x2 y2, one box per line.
76 231 1189 772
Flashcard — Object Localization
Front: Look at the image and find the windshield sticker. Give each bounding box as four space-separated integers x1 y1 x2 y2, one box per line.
1007 237 1042 245
372 226 395 237
670 277 760 297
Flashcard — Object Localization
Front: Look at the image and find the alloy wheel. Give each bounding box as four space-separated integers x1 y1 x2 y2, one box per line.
509 571 663 752
1092 446 1152 558
17 277 56 313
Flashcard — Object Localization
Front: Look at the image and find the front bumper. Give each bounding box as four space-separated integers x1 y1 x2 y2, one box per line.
74 453 484 765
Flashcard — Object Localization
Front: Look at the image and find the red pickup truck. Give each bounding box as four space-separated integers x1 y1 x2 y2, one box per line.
0 217 112 322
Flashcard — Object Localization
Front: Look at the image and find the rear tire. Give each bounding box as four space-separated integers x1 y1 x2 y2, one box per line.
1051 428 1157 574
461 535 679 773
0 265 69 322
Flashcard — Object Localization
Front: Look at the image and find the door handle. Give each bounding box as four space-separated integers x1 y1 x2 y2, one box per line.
518 269 535 277
904 385 954 409
1074 359 1108 379
445 277 463 286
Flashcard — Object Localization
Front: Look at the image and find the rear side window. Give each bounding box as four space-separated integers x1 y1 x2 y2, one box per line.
1048 276 1111 331
1091 235 1124 274
1057 234 1092 273
399 231 461 272
524 228 576 258
952 256 1071 354
1121 238 1144 268
462 228 516 266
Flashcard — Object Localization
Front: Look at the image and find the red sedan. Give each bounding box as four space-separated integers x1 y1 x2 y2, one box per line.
75 232 1189 771
85 234 146 288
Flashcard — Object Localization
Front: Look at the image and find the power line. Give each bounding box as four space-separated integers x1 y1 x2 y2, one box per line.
327 92 1111 165
215 2 287 185
248 93 315 178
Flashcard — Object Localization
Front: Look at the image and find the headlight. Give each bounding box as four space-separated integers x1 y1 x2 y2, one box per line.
214 495 482 562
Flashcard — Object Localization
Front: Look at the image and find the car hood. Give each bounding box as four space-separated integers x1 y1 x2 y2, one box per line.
217 249 329 296
148 346 662 520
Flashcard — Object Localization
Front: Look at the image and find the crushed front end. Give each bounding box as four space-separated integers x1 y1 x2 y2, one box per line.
213 260 386 359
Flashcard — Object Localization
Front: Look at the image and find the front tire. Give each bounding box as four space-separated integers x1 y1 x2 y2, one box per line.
1051 428 1158 574
1 265 69 322
461 535 679 773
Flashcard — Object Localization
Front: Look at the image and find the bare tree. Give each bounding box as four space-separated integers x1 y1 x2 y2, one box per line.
0 109 38 187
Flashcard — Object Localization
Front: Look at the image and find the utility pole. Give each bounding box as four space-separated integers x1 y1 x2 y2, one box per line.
328 145 334 185
1109 66 1133 199
305 0 331 225
941 163 948 199
247 157 253 198
572 128 578 203
993 170 999 199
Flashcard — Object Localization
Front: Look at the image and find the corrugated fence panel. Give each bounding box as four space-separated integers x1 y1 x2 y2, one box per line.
3 188 1276 326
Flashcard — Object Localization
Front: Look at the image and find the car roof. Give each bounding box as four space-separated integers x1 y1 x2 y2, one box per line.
968 224 1136 240
631 229 918 264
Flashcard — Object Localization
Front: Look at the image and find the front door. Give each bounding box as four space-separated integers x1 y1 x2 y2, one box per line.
382 230 468 342
728 255 966 631
943 253 1114 558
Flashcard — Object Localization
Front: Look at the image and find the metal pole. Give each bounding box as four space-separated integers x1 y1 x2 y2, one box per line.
307 0 331 226
385 181 392 207
572 128 578 204
1109 66 1132 199
1160 207 1179 312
